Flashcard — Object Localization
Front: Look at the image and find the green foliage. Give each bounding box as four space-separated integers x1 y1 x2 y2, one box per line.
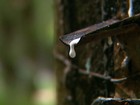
0 0 55 105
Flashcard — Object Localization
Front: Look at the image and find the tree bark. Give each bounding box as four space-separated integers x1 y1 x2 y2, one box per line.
55 0 140 105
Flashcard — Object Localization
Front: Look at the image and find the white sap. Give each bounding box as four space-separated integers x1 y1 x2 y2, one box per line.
108 37 113 45
69 37 81 58
128 0 133 17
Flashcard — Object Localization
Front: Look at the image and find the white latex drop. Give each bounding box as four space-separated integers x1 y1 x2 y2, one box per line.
69 37 81 58
108 37 113 45
128 0 133 17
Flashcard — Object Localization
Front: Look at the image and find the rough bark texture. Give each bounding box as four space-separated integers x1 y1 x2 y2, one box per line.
55 0 140 105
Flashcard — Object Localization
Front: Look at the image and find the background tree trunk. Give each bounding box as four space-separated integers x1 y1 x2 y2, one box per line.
55 0 140 105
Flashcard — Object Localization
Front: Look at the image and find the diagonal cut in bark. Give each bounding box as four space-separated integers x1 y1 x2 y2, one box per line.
91 97 140 105
60 13 140 46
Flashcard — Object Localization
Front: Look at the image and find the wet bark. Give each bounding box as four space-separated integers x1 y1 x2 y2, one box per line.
55 0 140 105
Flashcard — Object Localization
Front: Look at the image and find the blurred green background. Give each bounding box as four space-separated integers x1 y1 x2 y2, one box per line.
0 0 55 105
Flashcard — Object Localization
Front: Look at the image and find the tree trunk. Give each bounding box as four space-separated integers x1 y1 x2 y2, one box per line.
55 0 140 105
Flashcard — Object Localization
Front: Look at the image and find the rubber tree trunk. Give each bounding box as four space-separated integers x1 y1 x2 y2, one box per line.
55 0 140 105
